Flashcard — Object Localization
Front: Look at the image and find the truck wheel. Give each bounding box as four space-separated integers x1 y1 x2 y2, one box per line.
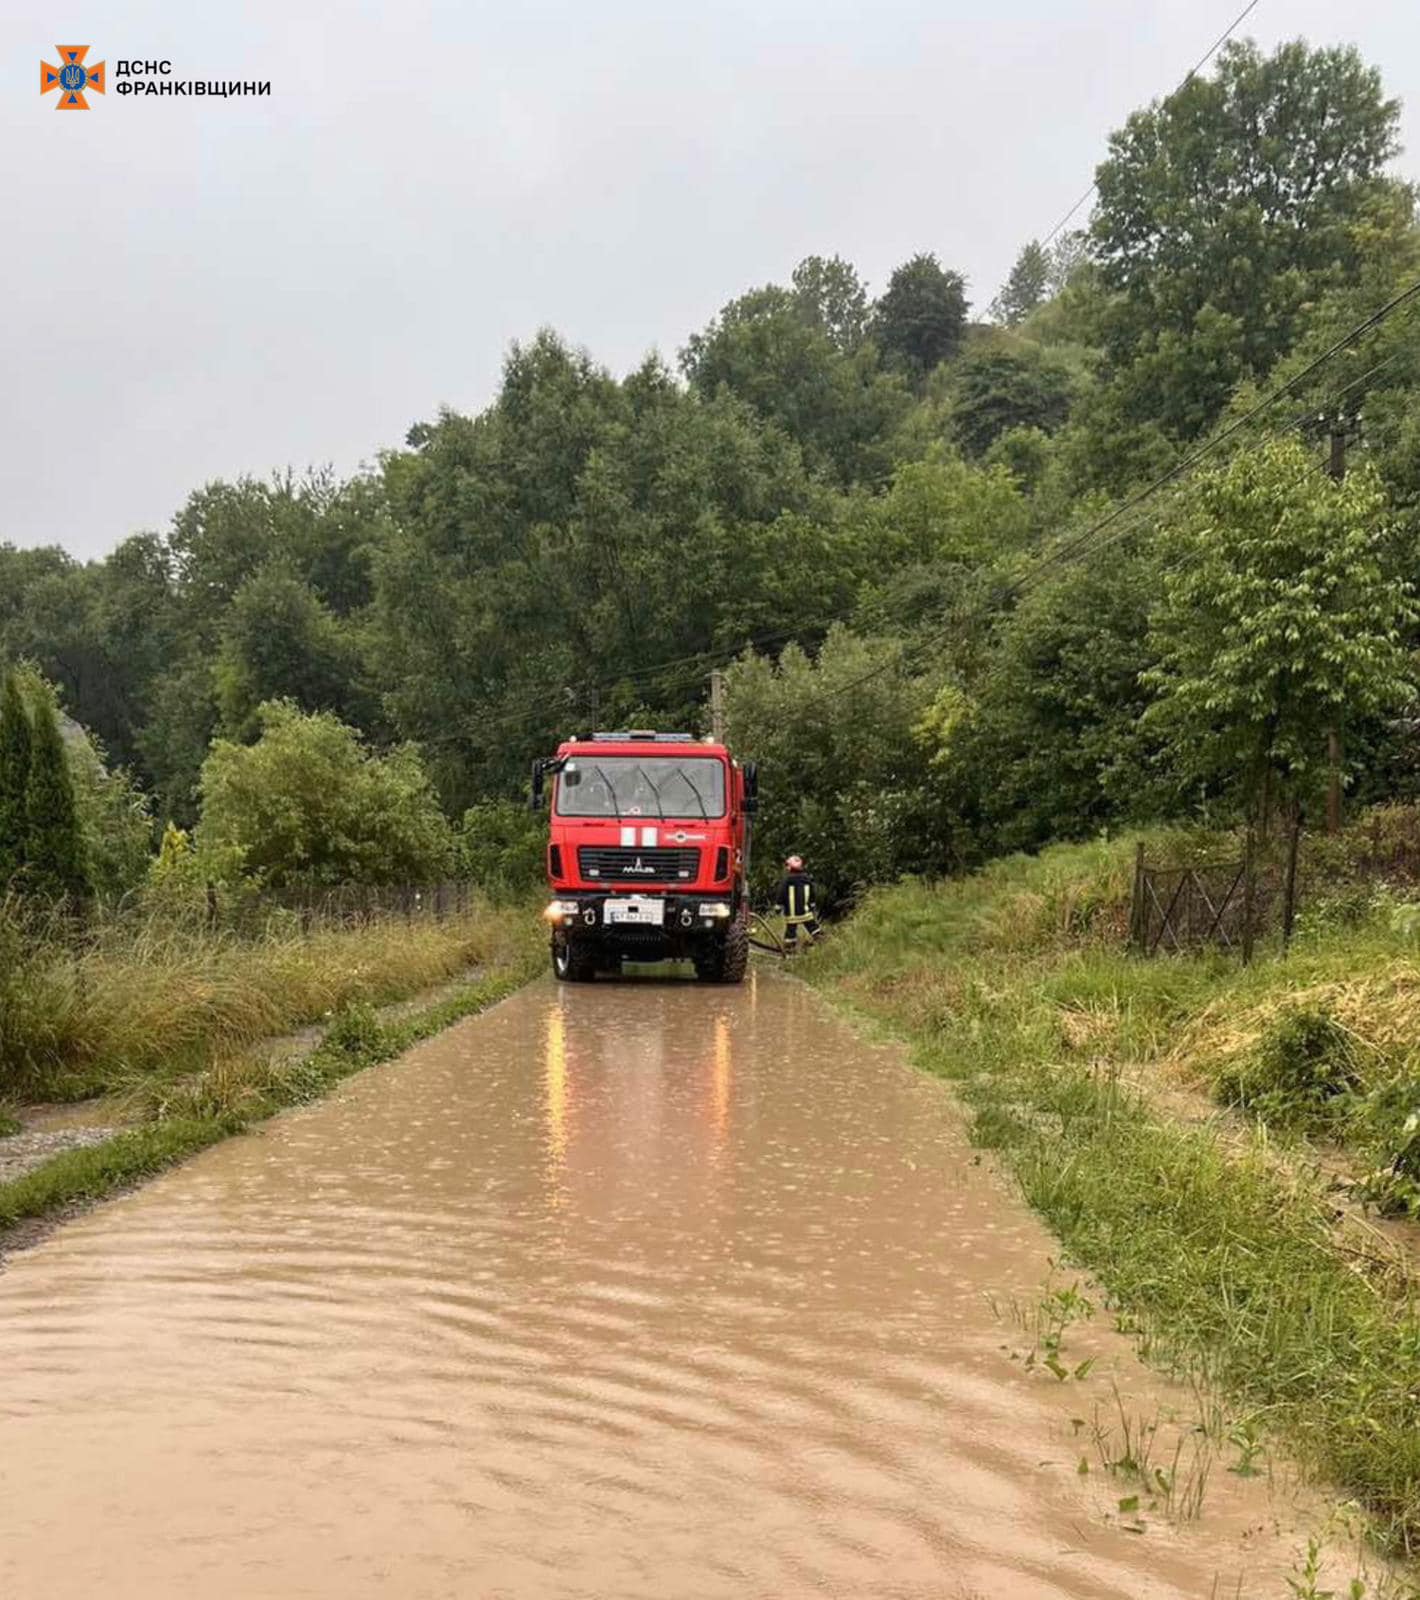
719 919 749 984
694 920 748 985
552 938 597 982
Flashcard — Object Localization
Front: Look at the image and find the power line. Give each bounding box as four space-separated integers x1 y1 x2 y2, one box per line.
416 614 856 751
1039 0 1262 249
787 278 1420 717
421 277 1420 749
1029 321 1420 593
1276 345 1413 435
1010 276 1420 596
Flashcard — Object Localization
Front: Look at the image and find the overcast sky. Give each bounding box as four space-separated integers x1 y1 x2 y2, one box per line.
5 0 1419 562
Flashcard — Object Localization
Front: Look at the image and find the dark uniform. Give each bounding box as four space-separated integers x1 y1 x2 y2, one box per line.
775 868 821 952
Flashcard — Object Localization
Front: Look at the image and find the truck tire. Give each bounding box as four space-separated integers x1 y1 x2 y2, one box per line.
719 919 749 984
694 919 748 985
552 938 597 983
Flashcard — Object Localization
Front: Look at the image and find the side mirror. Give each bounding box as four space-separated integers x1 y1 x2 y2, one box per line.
743 761 759 816
529 760 544 812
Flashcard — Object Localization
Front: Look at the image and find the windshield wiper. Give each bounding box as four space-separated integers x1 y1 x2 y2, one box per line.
674 765 710 822
633 763 667 819
591 764 623 821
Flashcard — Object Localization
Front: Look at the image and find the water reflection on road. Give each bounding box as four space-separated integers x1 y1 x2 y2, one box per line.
1 972 1339 1597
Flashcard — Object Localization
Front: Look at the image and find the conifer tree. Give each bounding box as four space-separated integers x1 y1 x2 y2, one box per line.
0 671 31 886
24 693 87 899
989 240 1049 326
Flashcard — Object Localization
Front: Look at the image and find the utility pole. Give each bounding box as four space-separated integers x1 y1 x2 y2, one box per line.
1325 421 1347 834
710 669 726 743
1328 424 1348 485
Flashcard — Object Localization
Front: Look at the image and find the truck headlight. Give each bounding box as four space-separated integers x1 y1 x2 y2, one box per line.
543 900 580 922
697 902 732 918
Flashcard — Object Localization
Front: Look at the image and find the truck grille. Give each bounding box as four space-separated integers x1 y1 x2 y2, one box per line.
578 846 700 883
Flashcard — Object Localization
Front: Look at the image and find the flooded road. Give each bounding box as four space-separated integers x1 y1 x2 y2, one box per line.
1 973 1343 1597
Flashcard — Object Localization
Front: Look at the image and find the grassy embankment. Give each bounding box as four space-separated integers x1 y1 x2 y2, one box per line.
803 813 1420 1558
0 901 544 1239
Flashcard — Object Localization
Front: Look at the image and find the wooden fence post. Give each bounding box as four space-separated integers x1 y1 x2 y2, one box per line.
1131 841 1146 954
1283 812 1303 951
1241 828 1257 966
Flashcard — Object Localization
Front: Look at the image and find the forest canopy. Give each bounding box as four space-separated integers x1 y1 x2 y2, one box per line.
4 36 1420 903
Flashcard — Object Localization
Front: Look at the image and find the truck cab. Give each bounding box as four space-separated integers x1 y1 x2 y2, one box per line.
532 731 756 983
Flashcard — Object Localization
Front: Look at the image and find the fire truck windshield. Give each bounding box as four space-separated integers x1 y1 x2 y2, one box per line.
556 756 727 819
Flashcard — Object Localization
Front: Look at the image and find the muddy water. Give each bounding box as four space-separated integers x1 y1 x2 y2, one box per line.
1 974 1346 1598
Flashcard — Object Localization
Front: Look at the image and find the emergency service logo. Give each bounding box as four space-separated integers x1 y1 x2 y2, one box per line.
40 45 105 109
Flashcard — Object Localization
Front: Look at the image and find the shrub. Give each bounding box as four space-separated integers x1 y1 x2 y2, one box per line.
1354 1086 1420 1217
1215 1007 1361 1131
321 1002 387 1060
196 700 454 887
457 800 544 899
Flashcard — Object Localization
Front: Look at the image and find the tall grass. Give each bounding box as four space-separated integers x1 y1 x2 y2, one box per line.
0 897 539 1102
0 962 540 1236
805 830 1420 1557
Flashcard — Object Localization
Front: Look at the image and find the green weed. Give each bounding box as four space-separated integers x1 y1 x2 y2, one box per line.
1286 1537 1368 1599
1088 1384 1215 1527
1355 1102 1420 1218
321 1001 388 1060
1216 1007 1362 1133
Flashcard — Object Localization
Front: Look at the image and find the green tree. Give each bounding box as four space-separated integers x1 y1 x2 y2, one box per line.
457 800 545 898
724 628 946 905
65 729 154 900
1 536 179 790
949 342 1075 457
24 689 87 899
990 241 1050 327
374 336 843 805
1045 232 1091 297
0 670 32 885
137 663 220 826
681 284 909 484
933 549 1161 854
87 532 180 772
790 254 870 351
1092 39 1404 438
1144 438 1417 824
863 453 1032 568
214 564 373 739
871 254 969 381
196 700 453 887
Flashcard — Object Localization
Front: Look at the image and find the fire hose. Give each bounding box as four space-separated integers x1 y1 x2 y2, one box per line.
747 910 786 957
749 910 824 958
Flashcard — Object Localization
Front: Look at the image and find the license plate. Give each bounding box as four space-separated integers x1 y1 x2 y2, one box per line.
604 897 664 927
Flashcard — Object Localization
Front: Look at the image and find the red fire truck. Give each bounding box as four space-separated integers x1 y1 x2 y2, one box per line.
531 731 757 983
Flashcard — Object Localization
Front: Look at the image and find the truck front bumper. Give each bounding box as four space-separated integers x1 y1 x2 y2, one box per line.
545 892 735 937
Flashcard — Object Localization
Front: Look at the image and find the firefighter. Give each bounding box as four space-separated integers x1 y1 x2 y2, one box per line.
776 854 821 954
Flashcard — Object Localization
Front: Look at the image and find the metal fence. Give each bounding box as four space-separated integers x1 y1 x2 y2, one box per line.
4 880 484 950
1129 825 1304 962
203 880 479 937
